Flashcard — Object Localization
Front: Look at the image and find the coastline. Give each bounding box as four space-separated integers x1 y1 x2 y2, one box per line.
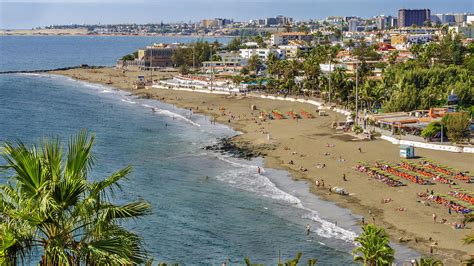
45 67 473 264
0 30 235 38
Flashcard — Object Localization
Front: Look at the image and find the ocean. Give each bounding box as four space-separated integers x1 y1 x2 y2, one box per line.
0 36 418 264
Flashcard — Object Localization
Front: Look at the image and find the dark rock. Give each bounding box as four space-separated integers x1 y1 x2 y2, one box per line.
204 138 258 160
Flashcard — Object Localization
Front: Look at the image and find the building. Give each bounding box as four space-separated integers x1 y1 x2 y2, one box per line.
431 14 455 25
270 32 313 46
389 17 398 28
201 18 232 28
349 19 360 32
390 35 407 46
277 44 310 58
137 44 177 68
449 25 474 38
265 17 278 26
406 34 434 44
201 55 247 73
453 13 467 24
239 48 285 60
398 9 431 27
467 15 474 25
376 16 386 30
276 15 293 25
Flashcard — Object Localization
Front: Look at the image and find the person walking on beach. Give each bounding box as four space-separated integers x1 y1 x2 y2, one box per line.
358 147 362 153
432 213 437 223
257 166 261 175
343 174 347 181
306 224 311 235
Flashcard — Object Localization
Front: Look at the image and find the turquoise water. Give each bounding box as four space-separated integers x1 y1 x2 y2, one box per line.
0 36 418 264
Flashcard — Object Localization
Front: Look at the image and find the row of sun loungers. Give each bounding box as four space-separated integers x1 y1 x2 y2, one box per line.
354 164 405 187
419 160 472 183
260 110 315 120
418 192 472 214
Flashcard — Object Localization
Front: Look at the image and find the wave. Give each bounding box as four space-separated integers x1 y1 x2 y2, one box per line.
140 103 201 127
213 154 357 243
121 98 137 104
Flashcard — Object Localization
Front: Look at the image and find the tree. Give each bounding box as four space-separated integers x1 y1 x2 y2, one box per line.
240 67 250 75
227 38 242 51
353 224 395 266
179 64 190 75
462 213 474 245
121 54 135 61
248 54 262 72
442 112 471 143
172 40 213 67
388 51 399 65
0 131 152 265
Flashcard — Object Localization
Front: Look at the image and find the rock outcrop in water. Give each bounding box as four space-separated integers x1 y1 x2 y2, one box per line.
204 137 259 160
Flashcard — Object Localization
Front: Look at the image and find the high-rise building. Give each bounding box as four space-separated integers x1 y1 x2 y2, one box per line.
398 9 431 27
430 14 455 24
376 16 386 30
453 13 467 24
349 19 360 32
265 17 278 26
389 17 398 28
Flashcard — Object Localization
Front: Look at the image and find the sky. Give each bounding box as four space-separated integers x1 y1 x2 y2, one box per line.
0 0 473 29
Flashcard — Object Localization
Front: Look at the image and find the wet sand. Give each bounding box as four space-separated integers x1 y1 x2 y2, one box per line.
50 67 474 264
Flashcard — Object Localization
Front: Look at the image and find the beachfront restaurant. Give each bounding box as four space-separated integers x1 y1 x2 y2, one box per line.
370 113 428 136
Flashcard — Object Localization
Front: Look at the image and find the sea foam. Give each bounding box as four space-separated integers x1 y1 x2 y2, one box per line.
213 154 357 243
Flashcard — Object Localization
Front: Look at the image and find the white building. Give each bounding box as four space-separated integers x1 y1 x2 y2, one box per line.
239 48 286 60
449 25 474 38
406 34 434 44
319 63 347 73
270 32 313 46
467 15 474 25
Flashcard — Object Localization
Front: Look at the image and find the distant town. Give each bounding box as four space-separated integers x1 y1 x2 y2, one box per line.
2 10 472 37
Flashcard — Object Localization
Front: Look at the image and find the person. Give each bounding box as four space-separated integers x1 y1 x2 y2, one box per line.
257 166 261 175
415 176 419 184
306 224 311 235
361 217 365 224
432 213 437 223
358 147 362 153
321 179 325 187
448 207 451 215
343 174 347 181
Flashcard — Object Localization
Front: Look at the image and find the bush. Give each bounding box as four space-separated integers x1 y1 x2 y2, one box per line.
442 112 471 143
353 125 363 134
421 121 441 140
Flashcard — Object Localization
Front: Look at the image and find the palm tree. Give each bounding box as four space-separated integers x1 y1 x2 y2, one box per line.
353 224 395 266
463 214 474 245
0 130 152 265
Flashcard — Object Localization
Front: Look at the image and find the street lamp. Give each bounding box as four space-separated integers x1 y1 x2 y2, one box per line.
355 60 359 126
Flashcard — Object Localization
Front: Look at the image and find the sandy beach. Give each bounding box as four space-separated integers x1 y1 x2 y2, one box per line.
49 67 474 264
